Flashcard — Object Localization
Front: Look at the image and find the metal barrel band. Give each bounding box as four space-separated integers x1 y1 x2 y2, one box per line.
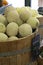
0 47 31 57
0 45 39 57
0 48 36 65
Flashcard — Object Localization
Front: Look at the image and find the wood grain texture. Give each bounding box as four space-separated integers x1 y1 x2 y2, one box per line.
0 29 38 65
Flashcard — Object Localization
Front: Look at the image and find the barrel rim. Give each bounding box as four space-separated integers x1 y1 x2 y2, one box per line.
0 28 38 43
39 55 43 60
37 16 43 18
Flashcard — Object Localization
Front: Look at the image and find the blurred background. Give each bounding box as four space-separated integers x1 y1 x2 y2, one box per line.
7 0 38 10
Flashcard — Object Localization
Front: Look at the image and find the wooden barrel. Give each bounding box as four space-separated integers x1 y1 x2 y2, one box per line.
0 29 38 65
38 56 43 65
37 17 43 40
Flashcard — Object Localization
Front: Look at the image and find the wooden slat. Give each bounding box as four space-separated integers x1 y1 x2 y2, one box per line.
1 57 10 65
9 56 17 65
